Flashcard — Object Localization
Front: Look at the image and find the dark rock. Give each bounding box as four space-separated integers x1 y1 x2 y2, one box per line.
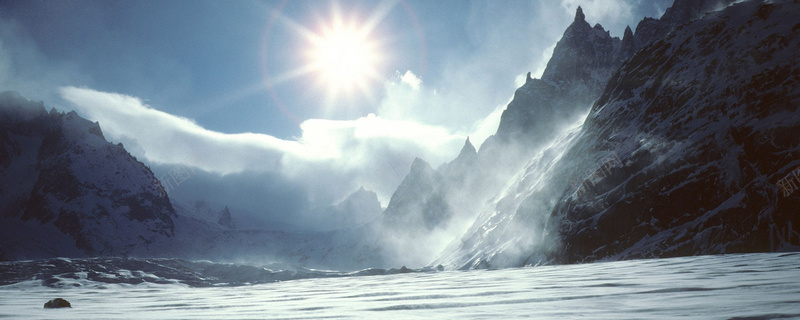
553 0 800 264
497 5 624 146
574 6 585 22
44 298 71 308
434 0 800 270
217 206 235 229
0 91 176 259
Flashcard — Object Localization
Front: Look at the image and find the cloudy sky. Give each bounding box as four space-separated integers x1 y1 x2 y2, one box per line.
0 0 671 227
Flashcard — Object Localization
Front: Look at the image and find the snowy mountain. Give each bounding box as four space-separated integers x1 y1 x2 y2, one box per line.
0 91 175 260
495 6 624 144
434 0 800 269
2 0 797 274
329 186 382 229
552 0 800 263
0 95 384 269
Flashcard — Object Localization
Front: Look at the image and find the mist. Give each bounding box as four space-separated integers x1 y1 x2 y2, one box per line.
0 0 676 267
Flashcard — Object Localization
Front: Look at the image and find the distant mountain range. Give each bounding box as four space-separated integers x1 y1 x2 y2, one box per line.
1 0 797 270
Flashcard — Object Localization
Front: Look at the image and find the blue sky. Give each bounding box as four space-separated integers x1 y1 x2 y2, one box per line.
0 0 671 227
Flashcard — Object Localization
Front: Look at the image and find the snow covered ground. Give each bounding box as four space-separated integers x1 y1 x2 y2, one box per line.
1 252 798 319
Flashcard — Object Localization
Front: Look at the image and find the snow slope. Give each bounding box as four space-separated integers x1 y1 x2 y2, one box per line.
0 91 175 260
435 0 800 269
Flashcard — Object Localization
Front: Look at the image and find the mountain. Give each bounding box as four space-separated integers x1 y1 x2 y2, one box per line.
433 0 800 268
0 94 384 269
632 0 737 50
0 91 175 260
383 158 447 230
552 0 800 263
181 199 236 229
330 187 382 228
381 5 637 268
495 6 625 145
300 186 383 231
217 206 235 229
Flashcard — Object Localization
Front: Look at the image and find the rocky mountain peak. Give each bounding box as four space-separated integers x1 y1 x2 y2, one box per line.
623 25 633 38
409 157 432 173
621 25 635 58
575 6 585 22
438 0 800 269
457 137 477 159
540 10 620 85
217 206 235 229
495 6 624 145
0 93 176 259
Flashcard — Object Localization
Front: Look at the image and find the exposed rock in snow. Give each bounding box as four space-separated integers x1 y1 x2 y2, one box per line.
43 298 71 309
553 0 800 263
435 0 800 269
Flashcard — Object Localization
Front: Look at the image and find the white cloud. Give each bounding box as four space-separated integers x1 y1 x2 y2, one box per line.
60 86 292 174
399 70 422 90
59 86 466 205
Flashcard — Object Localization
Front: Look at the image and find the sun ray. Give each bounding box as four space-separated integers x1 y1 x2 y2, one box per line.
263 0 401 116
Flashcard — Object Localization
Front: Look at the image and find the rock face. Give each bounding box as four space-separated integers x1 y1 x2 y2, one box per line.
330 187 382 227
495 6 625 145
633 0 738 50
434 0 800 269
43 298 71 308
217 206 235 229
376 138 494 266
383 158 447 231
552 0 800 263
495 0 739 146
0 91 175 259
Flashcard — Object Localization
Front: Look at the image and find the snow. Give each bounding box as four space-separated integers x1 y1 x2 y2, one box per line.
0 253 798 319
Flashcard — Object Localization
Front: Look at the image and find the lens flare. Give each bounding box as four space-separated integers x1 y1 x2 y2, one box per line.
310 24 379 95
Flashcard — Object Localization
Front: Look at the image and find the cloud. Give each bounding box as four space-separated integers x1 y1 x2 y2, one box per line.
11 0 669 234
0 17 88 112
60 86 292 173
60 86 465 207
399 70 422 90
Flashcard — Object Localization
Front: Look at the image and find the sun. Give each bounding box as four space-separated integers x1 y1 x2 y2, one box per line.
310 24 379 95
304 8 385 103
263 1 396 109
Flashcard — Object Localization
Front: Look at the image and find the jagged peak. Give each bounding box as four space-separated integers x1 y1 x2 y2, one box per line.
458 137 477 158
575 6 585 22
623 25 633 39
410 157 431 171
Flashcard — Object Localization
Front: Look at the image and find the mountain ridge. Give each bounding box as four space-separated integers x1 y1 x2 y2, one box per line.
432 0 800 269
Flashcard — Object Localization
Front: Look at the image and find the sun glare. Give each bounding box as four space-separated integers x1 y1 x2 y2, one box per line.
305 10 384 104
265 1 397 109
311 25 378 94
